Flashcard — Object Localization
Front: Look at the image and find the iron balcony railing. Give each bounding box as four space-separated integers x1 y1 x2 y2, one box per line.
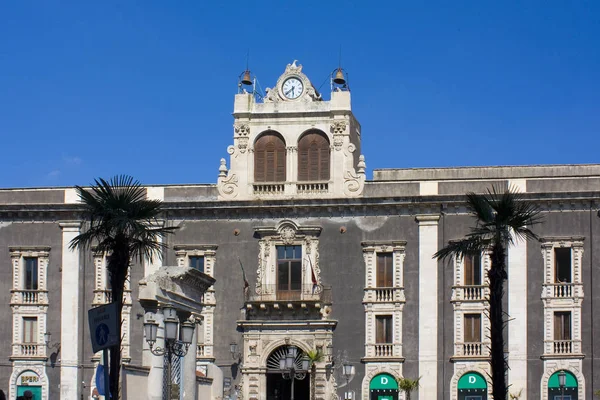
245 284 332 303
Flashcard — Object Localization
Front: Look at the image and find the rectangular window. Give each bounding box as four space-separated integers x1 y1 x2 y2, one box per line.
24 257 39 290
555 248 572 283
277 245 302 292
464 314 481 342
464 254 482 285
22 317 37 343
375 315 393 343
189 256 205 272
376 253 394 287
554 311 571 340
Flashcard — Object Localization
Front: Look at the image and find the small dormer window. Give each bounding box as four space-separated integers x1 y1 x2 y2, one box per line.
254 131 286 182
298 130 330 181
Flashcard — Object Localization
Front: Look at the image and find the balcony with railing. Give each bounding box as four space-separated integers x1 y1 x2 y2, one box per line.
363 343 403 361
244 284 332 320
92 290 113 305
542 283 583 300
246 284 331 303
452 342 489 360
296 182 329 195
363 287 405 303
10 290 48 306
451 285 488 302
253 183 285 195
542 340 583 358
11 343 45 360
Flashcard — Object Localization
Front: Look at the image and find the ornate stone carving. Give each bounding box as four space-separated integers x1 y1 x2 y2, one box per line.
264 60 321 103
330 121 347 134
234 123 250 153
331 121 347 151
280 226 296 245
343 170 364 196
218 173 238 199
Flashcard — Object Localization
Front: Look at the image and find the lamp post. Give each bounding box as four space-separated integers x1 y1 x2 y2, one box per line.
279 346 309 400
558 370 566 400
144 306 195 400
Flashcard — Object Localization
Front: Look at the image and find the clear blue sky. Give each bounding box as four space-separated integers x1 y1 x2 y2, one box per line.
1 1 599 188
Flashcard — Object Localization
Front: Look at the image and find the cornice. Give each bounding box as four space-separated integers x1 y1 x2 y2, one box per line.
0 192 599 221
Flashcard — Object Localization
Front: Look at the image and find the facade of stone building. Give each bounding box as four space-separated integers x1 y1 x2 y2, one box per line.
0 61 599 400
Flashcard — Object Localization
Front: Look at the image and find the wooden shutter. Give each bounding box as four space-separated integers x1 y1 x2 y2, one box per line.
255 132 286 182
254 137 266 182
319 142 330 180
298 131 330 181
275 144 286 182
377 253 393 287
376 316 392 343
464 254 481 285
554 312 571 340
464 314 481 342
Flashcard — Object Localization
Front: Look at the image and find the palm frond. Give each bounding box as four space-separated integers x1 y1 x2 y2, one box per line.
434 236 491 261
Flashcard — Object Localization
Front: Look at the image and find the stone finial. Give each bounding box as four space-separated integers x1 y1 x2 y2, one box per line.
357 155 366 174
219 158 228 178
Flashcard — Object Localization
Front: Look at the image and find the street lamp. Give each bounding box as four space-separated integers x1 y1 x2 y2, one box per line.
558 370 566 400
144 306 195 400
279 346 310 400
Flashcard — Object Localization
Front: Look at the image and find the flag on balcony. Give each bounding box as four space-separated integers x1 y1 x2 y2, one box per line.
307 257 318 286
238 258 249 289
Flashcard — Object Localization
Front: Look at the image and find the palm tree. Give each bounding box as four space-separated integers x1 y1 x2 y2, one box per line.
398 376 420 400
434 186 542 400
70 175 177 400
306 348 324 400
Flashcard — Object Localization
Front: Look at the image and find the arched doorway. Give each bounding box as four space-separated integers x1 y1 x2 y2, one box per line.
457 372 487 400
548 370 578 400
266 346 310 400
16 370 42 399
369 373 398 400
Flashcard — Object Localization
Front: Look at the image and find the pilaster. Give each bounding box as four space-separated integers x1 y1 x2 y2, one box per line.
415 214 440 400
59 221 81 400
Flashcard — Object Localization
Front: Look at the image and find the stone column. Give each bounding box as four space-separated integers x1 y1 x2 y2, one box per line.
182 319 198 399
147 311 165 400
507 179 528 399
59 221 82 400
415 215 440 400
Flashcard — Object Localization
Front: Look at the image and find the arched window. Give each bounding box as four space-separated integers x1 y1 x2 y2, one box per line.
298 131 330 181
254 132 286 182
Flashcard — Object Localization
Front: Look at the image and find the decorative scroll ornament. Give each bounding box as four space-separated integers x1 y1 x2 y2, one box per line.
217 160 239 200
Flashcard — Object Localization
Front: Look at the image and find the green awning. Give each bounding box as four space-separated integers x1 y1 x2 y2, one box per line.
457 372 487 389
548 371 577 388
369 374 398 390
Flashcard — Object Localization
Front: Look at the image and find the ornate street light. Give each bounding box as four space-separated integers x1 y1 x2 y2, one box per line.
279 346 310 400
144 306 195 400
558 370 566 400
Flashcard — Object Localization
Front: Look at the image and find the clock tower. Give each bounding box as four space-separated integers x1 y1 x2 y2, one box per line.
217 61 366 200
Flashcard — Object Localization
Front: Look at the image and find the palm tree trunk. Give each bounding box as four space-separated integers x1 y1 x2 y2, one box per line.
108 245 129 400
489 243 508 400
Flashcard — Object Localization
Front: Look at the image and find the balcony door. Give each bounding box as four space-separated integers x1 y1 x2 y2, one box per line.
277 245 302 300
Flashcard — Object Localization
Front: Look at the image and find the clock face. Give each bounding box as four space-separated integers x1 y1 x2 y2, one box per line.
282 77 304 99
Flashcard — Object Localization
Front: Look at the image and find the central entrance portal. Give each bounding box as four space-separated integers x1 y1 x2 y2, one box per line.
266 346 311 400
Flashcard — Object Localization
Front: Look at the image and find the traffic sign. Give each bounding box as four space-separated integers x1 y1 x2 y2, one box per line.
88 303 119 353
